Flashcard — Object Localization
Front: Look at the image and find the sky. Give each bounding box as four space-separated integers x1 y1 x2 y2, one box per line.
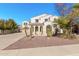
0 3 73 25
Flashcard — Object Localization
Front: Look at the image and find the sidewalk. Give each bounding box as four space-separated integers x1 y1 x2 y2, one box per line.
0 44 79 56
0 32 25 50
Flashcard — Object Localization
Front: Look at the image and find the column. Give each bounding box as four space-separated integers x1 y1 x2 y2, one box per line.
38 26 40 36
42 26 47 36
33 26 35 36
38 26 40 32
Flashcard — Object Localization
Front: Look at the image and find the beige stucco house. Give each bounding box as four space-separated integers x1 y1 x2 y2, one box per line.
22 14 61 36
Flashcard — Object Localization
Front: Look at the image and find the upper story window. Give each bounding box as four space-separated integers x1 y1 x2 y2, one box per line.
54 18 57 21
24 22 27 26
35 19 39 22
45 19 48 22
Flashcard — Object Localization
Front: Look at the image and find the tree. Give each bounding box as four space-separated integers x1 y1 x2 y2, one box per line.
46 25 52 37
54 3 76 39
67 4 79 24
0 19 5 33
73 3 79 14
55 3 73 16
71 4 79 34
0 18 18 34
23 22 27 37
6 19 18 33
54 16 75 39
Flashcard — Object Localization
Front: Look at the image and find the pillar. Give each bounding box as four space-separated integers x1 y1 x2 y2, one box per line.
38 26 40 32
33 26 35 36
42 26 47 36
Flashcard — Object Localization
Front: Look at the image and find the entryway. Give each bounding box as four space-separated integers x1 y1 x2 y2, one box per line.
35 26 43 36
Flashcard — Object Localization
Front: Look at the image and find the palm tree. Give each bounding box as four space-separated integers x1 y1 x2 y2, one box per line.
30 25 34 38
23 22 27 37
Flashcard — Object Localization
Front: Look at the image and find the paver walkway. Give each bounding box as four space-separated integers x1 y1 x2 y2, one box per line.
0 32 25 50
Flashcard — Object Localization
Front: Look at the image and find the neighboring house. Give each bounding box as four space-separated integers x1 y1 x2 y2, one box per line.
22 14 61 36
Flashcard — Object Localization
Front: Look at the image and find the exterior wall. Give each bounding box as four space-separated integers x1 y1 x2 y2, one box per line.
30 14 58 23
30 14 48 23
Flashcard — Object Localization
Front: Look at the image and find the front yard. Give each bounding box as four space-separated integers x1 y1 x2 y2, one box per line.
3 36 79 50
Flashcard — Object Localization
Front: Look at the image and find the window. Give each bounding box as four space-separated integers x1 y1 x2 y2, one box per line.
24 22 27 26
35 26 38 32
45 19 48 22
54 18 57 21
40 26 42 32
36 19 39 22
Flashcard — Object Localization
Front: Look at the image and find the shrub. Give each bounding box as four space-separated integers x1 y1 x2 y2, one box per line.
46 25 52 37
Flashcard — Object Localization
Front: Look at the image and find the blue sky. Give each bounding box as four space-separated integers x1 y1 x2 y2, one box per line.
0 3 72 25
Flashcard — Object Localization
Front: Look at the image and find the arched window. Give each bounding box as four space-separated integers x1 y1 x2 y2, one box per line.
24 22 27 26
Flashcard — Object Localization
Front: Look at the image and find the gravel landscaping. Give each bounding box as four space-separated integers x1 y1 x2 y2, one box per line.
3 36 79 50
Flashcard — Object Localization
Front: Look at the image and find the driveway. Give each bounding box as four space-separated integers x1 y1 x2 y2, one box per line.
0 32 25 50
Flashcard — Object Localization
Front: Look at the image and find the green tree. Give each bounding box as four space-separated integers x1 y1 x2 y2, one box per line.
6 19 18 33
54 3 77 39
0 19 4 33
55 16 76 39
46 25 52 37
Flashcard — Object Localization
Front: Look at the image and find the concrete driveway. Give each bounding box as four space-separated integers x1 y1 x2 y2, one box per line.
0 32 25 50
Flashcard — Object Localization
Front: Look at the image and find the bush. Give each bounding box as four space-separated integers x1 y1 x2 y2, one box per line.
46 25 52 37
